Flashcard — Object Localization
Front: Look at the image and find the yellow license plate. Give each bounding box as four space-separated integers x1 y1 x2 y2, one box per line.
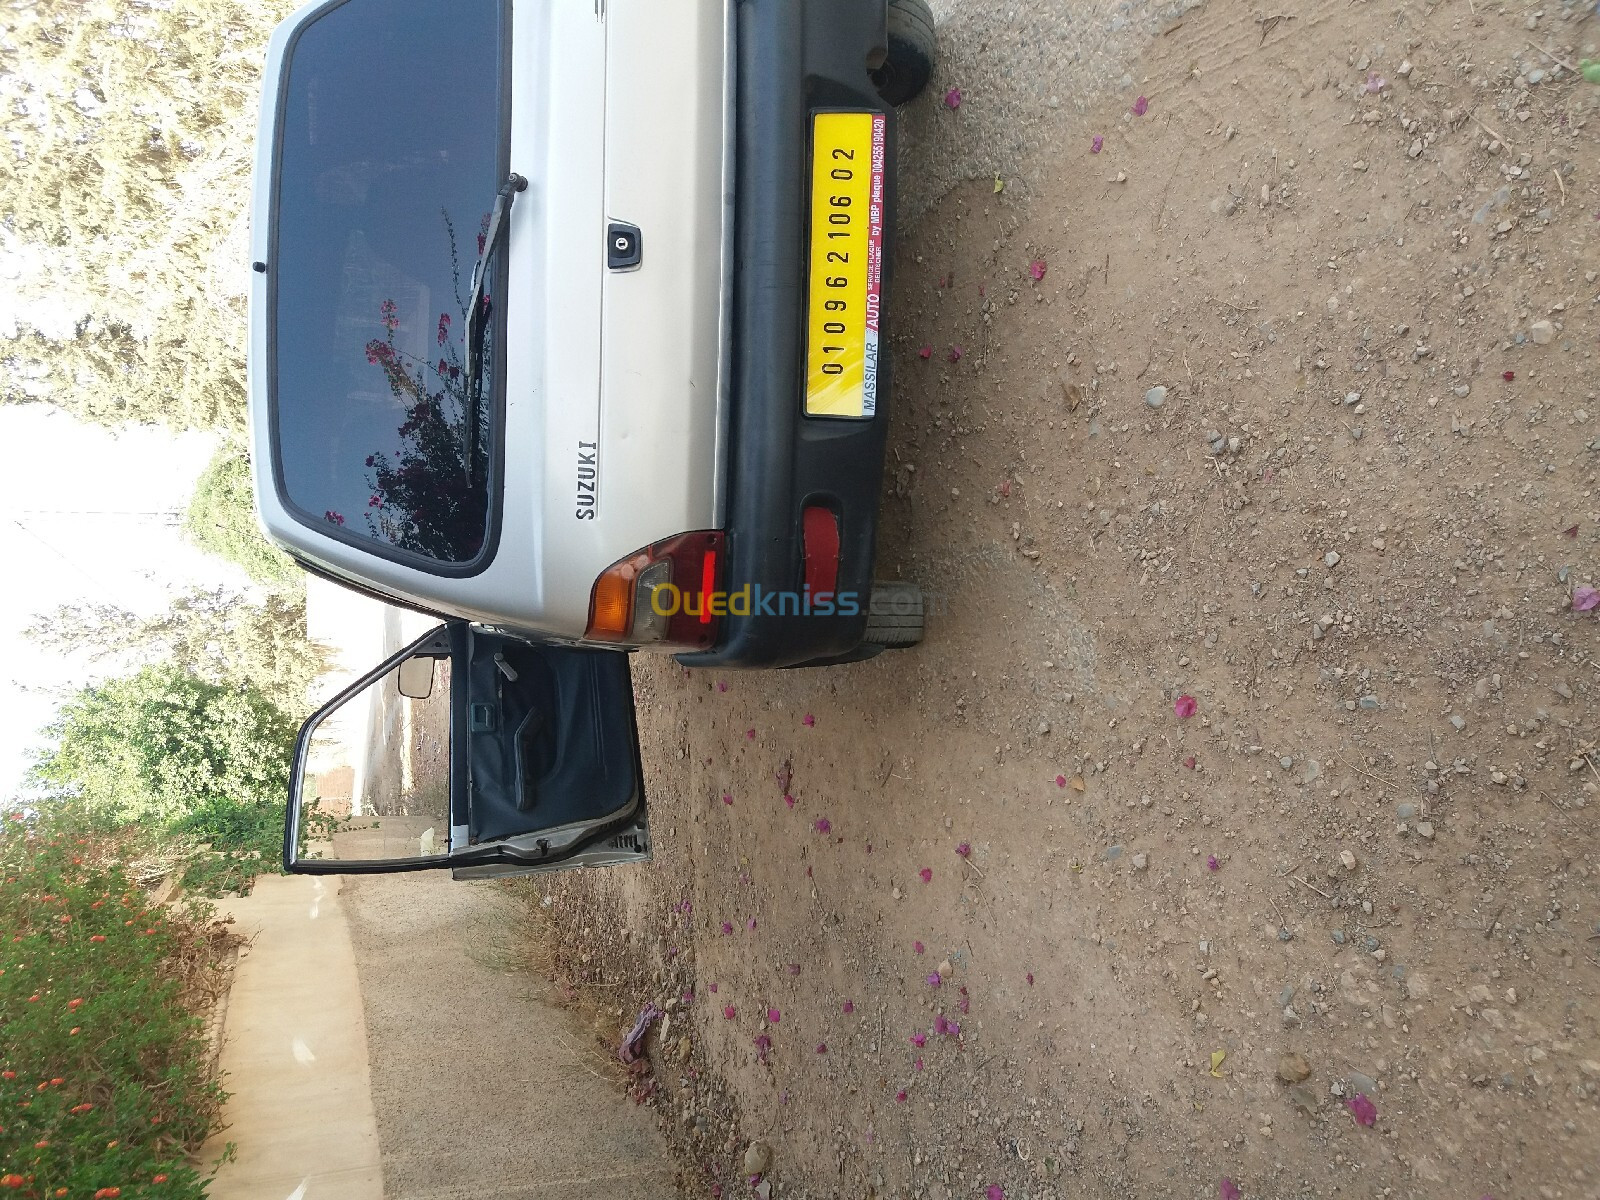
803 111 885 419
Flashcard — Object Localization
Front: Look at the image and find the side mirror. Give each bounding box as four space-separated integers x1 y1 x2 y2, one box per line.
397 655 436 699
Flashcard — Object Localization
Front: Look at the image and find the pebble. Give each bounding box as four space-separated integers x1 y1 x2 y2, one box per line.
1339 849 1358 871
1358 694 1380 710
1104 845 1124 860
743 1142 774 1177
1277 1053 1313 1084
1332 930 1347 945
1416 821 1435 839
1530 319 1555 345
1131 852 1149 871
1344 391 1361 407
1277 926 1294 942
1396 802 1417 821
1449 715 1467 731
1324 551 1341 568
1348 1072 1377 1097
1279 756 1294 770
1145 385 1167 408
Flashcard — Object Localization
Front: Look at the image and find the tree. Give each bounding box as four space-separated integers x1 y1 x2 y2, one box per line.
29 666 297 825
0 0 294 431
25 585 324 718
184 444 303 590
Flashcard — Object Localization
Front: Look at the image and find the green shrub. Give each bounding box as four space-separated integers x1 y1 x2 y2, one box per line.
183 446 301 591
0 813 236 1198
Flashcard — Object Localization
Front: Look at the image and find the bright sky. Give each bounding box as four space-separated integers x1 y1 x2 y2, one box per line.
0 405 247 800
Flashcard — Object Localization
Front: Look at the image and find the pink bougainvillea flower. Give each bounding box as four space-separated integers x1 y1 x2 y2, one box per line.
895 1089 908 1102
436 312 452 345
842 1000 855 1014
987 1187 1006 1200
1207 855 1220 871
1029 259 1047 282
1562 524 1579 538
913 941 925 955
1346 1093 1377 1126
746 917 757 931
716 680 728 692
1091 134 1104 153
754 1033 772 1063
1183 755 1197 770
947 345 964 363
815 1043 828 1054
1055 774 1068 788
814 818 832 834
956 842 971 858
1502 370 1515 382
723 1005 737 1019
926 972 942 988
1573 586 1600 612
767 1008 781 1024
918 867 933 884
746 728 756 740
957 986 970 1013
1026 972 1034 986
722 793 733 806
913 1057 924 1071
786 963 801 975
709 983 718 993
1131 95 1148 116
911 1032 927 1047
802 713 815 727
721 921 734 935
1220 1180 1242 1200
933 1014 955 1035
1362 71 1386 93
1174 694 1198 718
784 793 796 809
918 344 933 359
943 86 962 109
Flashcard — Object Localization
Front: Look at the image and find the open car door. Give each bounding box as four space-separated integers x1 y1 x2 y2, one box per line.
284 623 650 879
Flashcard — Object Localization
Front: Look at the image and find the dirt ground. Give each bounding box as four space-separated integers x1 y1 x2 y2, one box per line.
536 1 1600 1197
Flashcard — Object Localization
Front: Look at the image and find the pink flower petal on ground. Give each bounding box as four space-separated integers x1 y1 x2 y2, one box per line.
814 818 832 834
784 793 796 808
842 1000 855 1013
1055 774 1068 788
1029 259 1047 281
1174 694 1198 718
1573 585 1600 612
723 793 734 806
1131 94 1148 116
956 842 971 858
815 1043 828 1054
709 983 718 993
918 867 933 883
987 1187 1006 1200
1220 1179 1242 1200
947 345 964 363
895 1089 908 1102
913 1057 924 1071
1363 71 1386 93
913 941 925 955
723 1005 737 1019
944 86 962 109
754 1033 772 1062
1207 855 1220 871
721 921 734 935
767 1008 781 1024
717 680 728 692
802 713 815 727
934 1015 951 1035
786 963 801 975
911 1032 927 1047
927 972 942 988
1346 1093 1377 1126
1026 972 1034 986
918 344 933 359
746 728 756 740
1183 755 1197 770
957 991 970 1014
1091 135 1104 153
746 917 757 931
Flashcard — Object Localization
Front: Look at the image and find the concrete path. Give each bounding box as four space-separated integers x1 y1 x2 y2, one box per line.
201 873 385 1200
340 867 680 1200
201 863 679 1200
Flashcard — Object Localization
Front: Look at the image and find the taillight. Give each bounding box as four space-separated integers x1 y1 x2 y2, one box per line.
585 531 724 649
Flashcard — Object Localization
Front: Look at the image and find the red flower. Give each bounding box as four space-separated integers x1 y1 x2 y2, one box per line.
90 935 105 943
67 998 82 1009
70 1103 93 1114
1502 370 1514 382
0 1072 13 1080
1 1175 24 1189
94 1189 122 1199
437 312 452 345
152 1176 169 1185
1174 694 1198 718
918 867 933 883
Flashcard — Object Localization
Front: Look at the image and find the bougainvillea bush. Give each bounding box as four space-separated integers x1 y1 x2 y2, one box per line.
0 811 237 1198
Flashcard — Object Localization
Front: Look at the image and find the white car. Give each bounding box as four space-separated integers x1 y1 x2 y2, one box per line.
249 0 934 878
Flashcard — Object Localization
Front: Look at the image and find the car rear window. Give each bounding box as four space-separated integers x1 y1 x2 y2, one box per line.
270 0 505 568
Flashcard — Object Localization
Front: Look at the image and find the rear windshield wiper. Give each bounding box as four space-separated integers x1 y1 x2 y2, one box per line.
464 172 527 465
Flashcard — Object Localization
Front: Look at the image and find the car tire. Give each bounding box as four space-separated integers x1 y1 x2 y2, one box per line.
872 0 936 107
863 580 924 648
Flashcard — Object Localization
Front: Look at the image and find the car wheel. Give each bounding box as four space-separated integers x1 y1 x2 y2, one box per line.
863 581 924 649
871 0 936 107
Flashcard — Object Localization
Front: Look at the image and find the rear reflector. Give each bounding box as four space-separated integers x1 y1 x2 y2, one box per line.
585 530 724 649
802 505 841 601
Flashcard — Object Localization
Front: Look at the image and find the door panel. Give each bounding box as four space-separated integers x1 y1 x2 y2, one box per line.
285 622 648 878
